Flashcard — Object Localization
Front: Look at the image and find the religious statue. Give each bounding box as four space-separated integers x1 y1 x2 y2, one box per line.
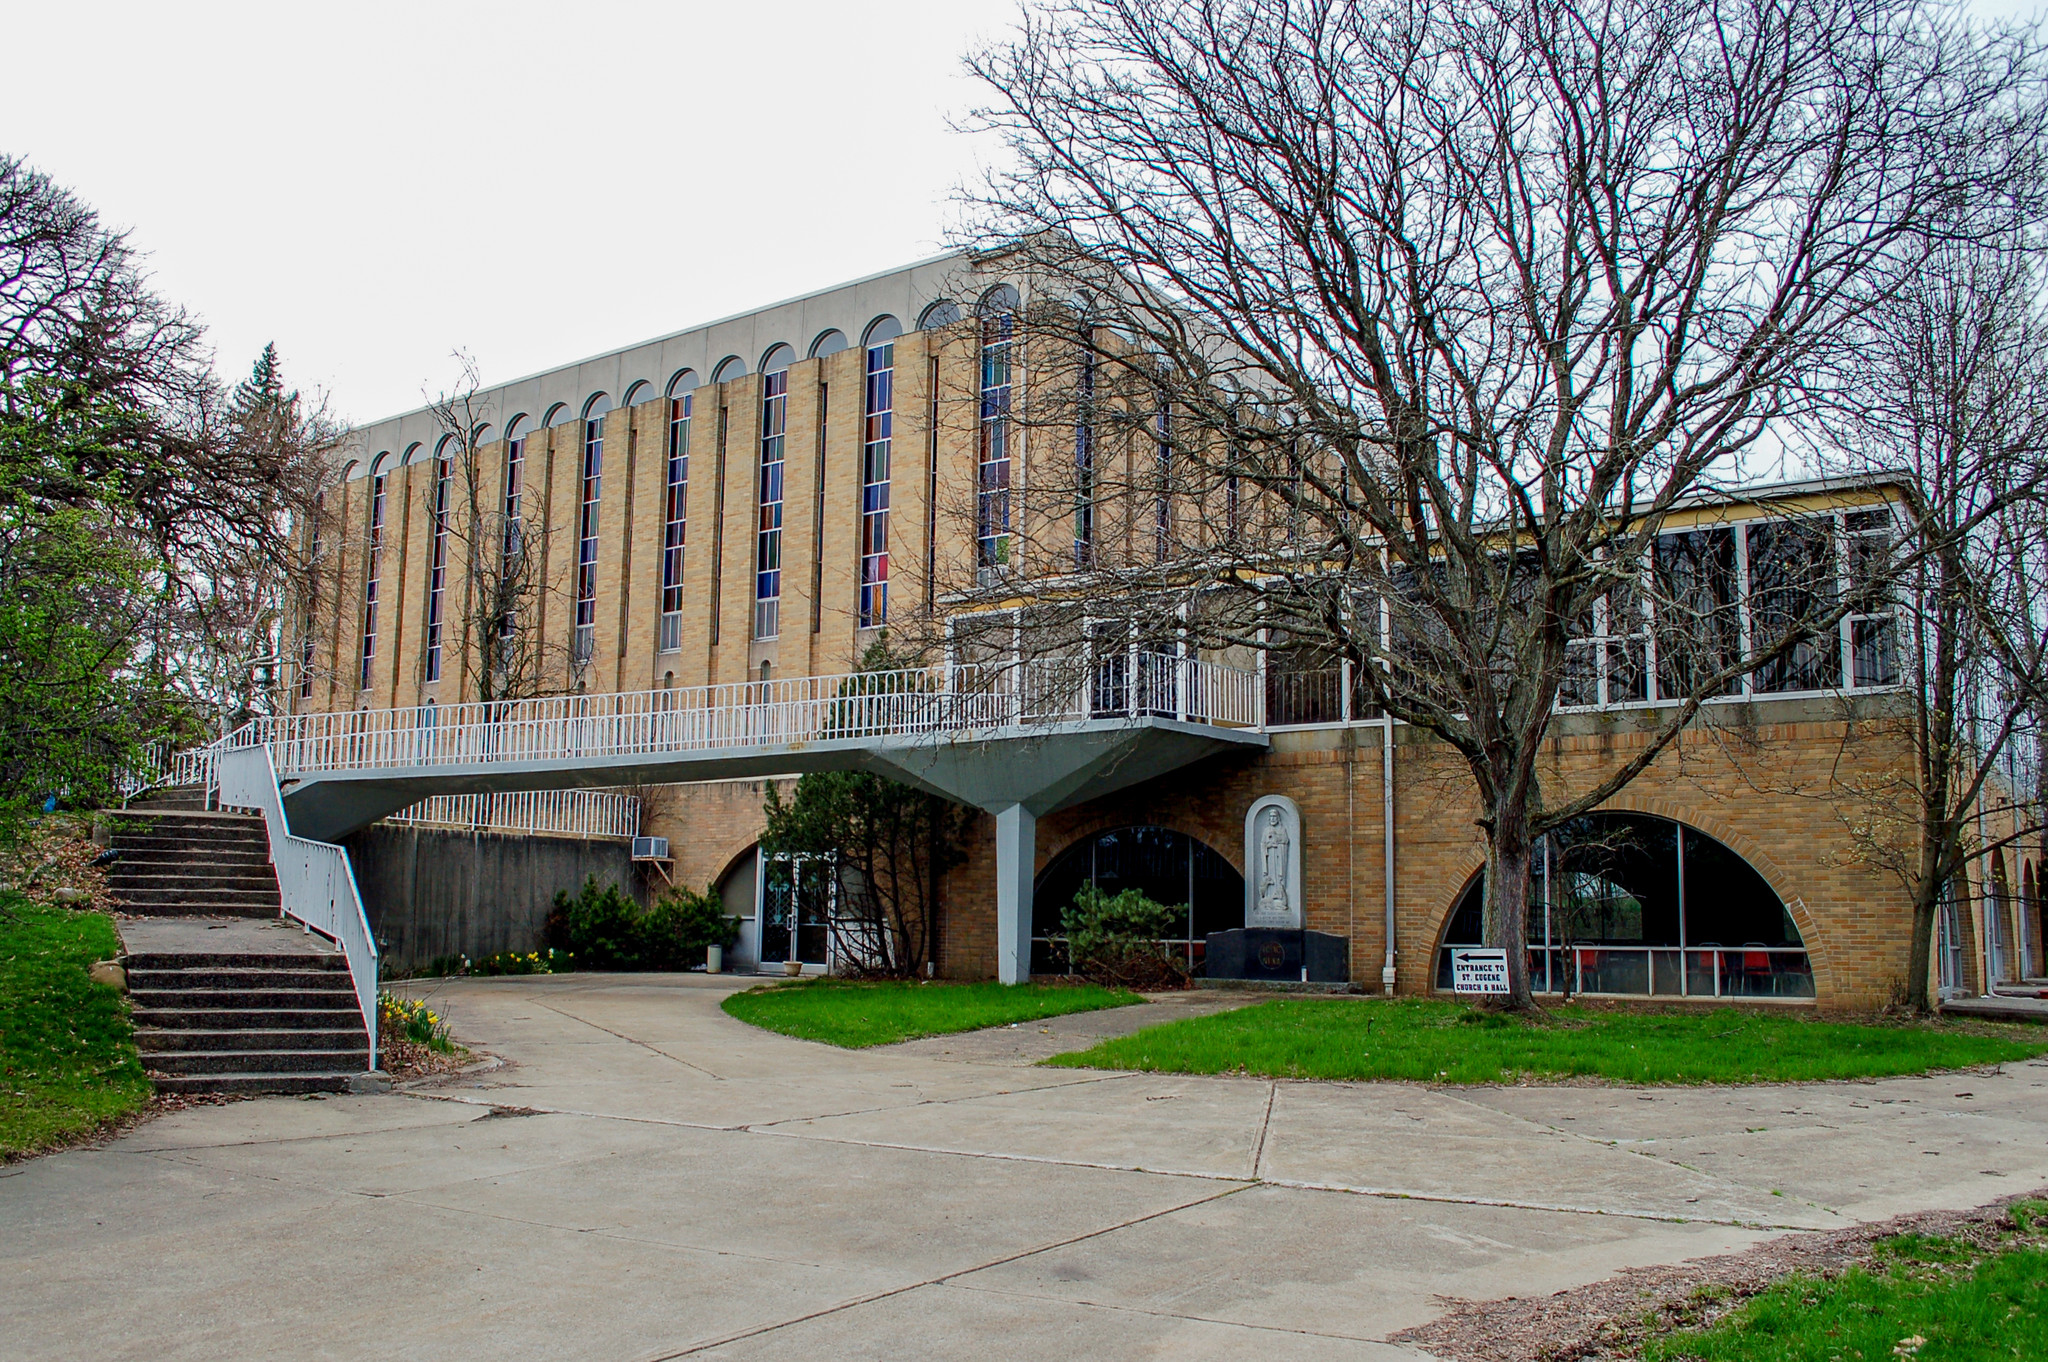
1257 806 1290 915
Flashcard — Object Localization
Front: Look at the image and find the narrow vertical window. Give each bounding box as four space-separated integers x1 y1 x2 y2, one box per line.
573 397 608 664
860 332 895 628
977 287 1018 574
500 419 527 647
1074 336 1095 569
359 470 387 691
1153 394 1171 563
1845 508 1898 687
298 494 323 700
755 355 790 639
424 449 452 682
658 391 691 652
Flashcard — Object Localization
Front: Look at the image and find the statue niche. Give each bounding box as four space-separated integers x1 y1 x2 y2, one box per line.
1243 794 1303 929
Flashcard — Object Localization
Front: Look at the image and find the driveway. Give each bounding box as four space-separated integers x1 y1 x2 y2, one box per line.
4 974 2045 1360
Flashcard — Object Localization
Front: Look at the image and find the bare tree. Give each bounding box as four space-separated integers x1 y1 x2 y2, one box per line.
963 0 2048 1004
422 353 565 704
1821 240 2048 1010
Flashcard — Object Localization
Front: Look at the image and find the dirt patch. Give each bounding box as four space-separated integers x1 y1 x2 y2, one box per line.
1390 1190 2048 1361
380 1034 475 1081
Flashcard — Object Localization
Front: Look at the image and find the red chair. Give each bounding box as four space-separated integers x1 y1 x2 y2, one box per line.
1741 945 1773 995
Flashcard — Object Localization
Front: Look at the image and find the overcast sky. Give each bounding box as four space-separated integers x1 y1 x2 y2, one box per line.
6 0 2040 428
4 0 1016 425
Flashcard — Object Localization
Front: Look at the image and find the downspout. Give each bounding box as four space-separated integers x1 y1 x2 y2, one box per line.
1381 713 1397 996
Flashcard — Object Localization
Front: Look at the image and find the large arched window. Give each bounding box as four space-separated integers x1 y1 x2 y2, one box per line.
1435 813 1811 998
976 285 1019 576
860 316 902 628
754 345 795 639
1033 825 1244 974
359 455 391 691
658 371 697 653
424 437 454 683
573 394 611 665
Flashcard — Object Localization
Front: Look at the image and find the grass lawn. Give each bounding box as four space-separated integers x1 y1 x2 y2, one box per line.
722 978 1142 1048
1043 997 2048 1084
0 894 151 1158
1647 1205 2048 1360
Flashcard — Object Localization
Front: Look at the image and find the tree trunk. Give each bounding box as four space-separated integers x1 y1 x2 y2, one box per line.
1904 824 1945 1013
1482 798 1538 1010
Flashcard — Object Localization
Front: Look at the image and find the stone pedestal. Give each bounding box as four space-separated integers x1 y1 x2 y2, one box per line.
1204 928 1350 983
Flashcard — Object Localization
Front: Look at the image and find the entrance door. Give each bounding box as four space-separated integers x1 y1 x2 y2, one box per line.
758 853 834 973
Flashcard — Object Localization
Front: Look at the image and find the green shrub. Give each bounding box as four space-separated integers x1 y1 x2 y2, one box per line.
1060 883 1186 989
646 884 741 967
547 876 737 971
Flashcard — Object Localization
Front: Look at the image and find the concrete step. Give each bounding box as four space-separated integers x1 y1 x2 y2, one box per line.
150 1072 356 1096
113 903 281 920
136 1028 367 1054
109 879 281 900
125 784 211 811
106 851 274 871
130 987 369 1010
129 967 354 992
134 1006 362 1031
146 1048 370 1077
110 880 280 901
125 950 347 972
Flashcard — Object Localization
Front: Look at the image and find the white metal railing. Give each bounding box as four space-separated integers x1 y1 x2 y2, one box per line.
217 745 378 1066
217 657 1263 777
386 789 640 840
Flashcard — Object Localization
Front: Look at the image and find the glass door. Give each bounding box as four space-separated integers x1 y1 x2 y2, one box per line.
758 853 835 973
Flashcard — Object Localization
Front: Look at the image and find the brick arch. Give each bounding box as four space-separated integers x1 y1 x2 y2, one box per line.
1419 798 1830 997
709 837 763 892
1036 813 1244 878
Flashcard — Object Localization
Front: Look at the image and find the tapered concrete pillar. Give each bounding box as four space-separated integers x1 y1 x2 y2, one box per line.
995 803 1036 985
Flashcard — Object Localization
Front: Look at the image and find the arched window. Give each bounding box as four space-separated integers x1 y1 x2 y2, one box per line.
1033 826 1244 974
976 286 1019 576
621 379 650 409
919 299 960 329
658 377 693 652
543 402 570 427
860 319 900 628
471 423 494 448
712 355 746 385
1435 813 1811 998
359 455 391 691
810 329 849 359
573 395 612 665
754 346 794 639
424 438 454 683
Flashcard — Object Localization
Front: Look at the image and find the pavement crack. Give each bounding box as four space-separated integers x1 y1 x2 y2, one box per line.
1249 1080 1278 1179
529 999 727 1079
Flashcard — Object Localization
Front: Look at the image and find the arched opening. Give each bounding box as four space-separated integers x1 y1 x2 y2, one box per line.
666 368 698 397
543 401 571 427
621 379 650 408
1032 825 1244 975
809 328 849 358
863 314 903 347
759 342 796 375
711 355 745 384
918 298 960 329
1434 812 1812 999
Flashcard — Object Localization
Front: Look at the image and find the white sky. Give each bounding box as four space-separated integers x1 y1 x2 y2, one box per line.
2 0 1017 425
5 0 2039 428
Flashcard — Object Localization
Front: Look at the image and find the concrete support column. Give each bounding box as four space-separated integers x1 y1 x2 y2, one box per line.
995 803 1036 985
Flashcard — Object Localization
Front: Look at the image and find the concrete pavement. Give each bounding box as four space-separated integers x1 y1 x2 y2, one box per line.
4 974 2045 1360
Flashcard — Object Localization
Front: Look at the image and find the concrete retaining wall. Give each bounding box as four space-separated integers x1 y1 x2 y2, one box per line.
345 824 647 971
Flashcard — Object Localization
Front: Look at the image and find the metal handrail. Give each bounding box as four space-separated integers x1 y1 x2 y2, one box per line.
216 657 1264 777
216 745 379 1067
386 789 640 840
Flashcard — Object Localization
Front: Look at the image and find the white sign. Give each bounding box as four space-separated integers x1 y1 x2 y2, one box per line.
1451 948 1511 995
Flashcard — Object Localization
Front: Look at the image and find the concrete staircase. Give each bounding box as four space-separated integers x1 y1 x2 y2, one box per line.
124 782 211 812
100 809 281 918
124 936 372 1095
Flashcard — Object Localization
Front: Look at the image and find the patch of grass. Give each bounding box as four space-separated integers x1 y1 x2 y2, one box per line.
1043 997 2048 1084
1647 1207 2048 1360
0 893 150 1158
721 978 1142 1048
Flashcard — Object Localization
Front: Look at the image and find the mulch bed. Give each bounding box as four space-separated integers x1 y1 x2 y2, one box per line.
380 1035 476 1082
1389 1190 2048 1361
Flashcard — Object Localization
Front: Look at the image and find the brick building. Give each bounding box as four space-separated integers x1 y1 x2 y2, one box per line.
298 253 2040 1009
